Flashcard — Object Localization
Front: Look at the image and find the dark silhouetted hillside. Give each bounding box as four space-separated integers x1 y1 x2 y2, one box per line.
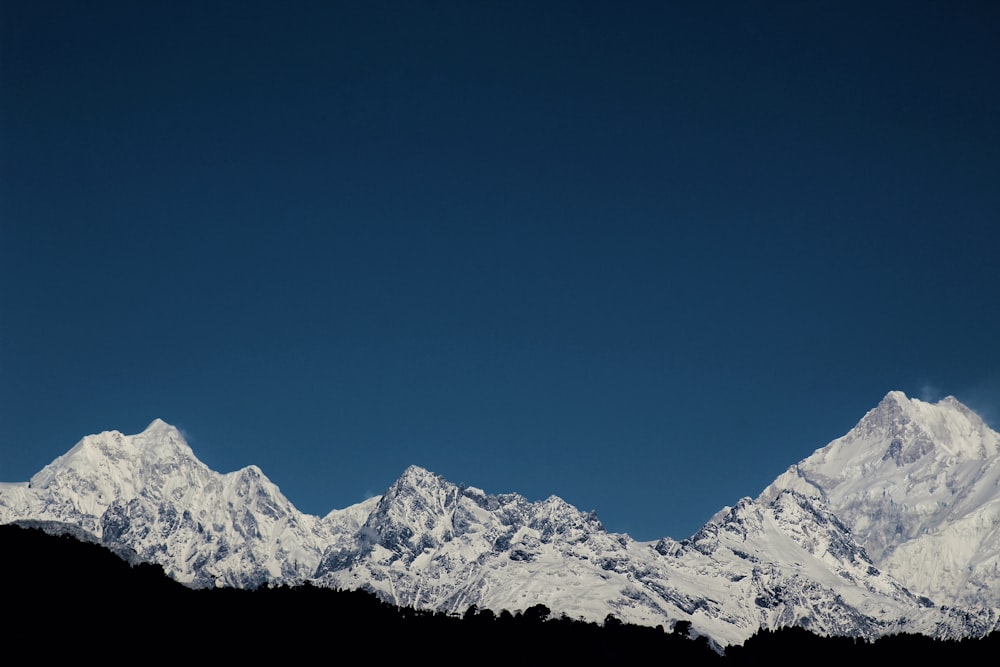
2 523 996 662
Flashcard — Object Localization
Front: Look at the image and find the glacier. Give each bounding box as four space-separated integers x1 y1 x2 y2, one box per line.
2 391 999 647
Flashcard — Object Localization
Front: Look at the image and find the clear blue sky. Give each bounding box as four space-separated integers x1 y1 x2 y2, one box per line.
2 1 998 540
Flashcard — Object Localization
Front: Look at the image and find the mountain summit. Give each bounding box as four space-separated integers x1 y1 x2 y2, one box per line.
2 391 999 646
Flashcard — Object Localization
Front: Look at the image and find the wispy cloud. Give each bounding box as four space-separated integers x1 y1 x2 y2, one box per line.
918 381 942 403
960 373 1000 429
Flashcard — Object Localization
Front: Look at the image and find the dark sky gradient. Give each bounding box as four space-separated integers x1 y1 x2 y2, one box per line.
2 1 999 540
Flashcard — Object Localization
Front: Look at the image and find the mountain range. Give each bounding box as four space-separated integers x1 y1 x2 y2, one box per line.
2 390 998 648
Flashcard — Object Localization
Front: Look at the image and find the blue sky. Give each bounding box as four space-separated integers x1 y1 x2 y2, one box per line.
2 1 998 540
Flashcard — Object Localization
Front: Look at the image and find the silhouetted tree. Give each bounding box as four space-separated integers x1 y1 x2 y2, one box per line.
523 603 551 623
673 619 693 637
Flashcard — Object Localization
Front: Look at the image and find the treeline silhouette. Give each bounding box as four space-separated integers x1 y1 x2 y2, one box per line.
2 524 997 662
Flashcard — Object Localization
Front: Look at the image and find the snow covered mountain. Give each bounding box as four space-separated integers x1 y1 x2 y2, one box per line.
2 392 999 647
761 390 1000 611
0 419 337 587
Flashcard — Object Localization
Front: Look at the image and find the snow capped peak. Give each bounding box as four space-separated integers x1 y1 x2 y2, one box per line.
867 392 996 460
879 389 910 407
358 466 462 553
764 392 995 496
867 390 988 434
761 391 1000 606
397 463 438 482
864 390 918 433
131 421 197 463
384 465 455 499
142 418 177 434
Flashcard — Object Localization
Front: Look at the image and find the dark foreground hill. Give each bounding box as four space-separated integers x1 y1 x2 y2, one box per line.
1 523 996 663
